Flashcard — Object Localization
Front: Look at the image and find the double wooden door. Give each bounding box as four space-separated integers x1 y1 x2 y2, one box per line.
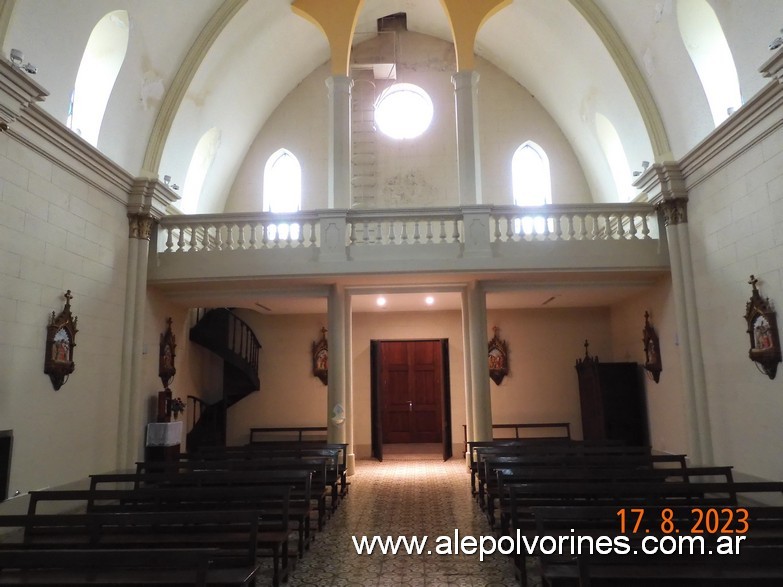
371 339 452 460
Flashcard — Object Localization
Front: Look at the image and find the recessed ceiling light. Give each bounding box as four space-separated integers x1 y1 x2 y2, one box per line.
376 296 387 307
425 296 435 306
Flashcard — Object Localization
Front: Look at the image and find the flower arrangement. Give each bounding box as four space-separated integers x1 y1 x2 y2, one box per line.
169 397 186 416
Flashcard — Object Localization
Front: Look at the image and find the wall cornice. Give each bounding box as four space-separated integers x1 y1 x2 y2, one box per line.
678 77 783 190
0 59 47 129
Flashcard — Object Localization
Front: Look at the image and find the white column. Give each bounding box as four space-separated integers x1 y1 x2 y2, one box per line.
326 75 353 209
452 70 482 206
117 219 140 468
461 287 474 462
466 281 492 440
676 221 713 463
327 284 347 444
127 216 153 466
344 292 355 475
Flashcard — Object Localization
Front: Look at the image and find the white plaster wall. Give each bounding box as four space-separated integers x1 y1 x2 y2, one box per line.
486 308 613 441
225 31 590 212
609 276 688 456
685 86 783 481
0 131 128 496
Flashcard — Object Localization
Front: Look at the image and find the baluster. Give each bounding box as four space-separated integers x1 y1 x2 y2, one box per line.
554 214 563 241
261 223 269 248
566 214 576 241
189 224 198 252
426 220 433 243
374 221 381 244
505 215 514 242
493 216 501 242
237 223 246 250
413 221 421 244
439 220 446 243
400 221 409 244
173 227 183 252
164 227 174 252
628 213 638 239
309 220 317 247
452 220 461 243
640 213 650 239
616 213 626 239
249 223 257 249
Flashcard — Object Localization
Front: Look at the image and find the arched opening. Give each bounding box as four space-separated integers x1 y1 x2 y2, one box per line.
595 114 635 202
512 141 551 234
677 0 742 126
182 128 221 214
263 149 302 240
68 10 129 146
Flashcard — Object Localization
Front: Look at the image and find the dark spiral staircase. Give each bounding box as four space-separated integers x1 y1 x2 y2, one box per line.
186 308 261 451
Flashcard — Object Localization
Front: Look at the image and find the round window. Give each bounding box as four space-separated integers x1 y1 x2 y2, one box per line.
374 83 434 139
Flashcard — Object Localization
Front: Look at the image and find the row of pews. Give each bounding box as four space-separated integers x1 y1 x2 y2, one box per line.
468 435 783 586
0 433 348 586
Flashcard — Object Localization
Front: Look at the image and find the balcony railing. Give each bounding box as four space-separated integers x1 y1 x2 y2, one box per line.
157 204 658 253
150 204 666 282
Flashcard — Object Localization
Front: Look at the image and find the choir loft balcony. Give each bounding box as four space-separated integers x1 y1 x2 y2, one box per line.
147 204 669 284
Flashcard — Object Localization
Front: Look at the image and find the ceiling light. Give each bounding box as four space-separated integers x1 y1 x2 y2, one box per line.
425 296 435 305
376 296 387 307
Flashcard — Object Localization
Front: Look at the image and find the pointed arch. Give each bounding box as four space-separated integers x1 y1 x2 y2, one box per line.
677 0 742 126
182 128 221 214
512 141 551 234
595 113 634 202
264 149 302 240
68 10 129 146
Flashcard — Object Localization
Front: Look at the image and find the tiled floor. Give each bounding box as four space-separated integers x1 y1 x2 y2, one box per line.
274 449 533 587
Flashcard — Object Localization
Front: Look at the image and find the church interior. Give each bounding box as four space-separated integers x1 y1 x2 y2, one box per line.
1 1 783 583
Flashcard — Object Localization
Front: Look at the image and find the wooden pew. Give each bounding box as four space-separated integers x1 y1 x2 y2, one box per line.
0 510 264 586
24 486 293 586
0 547 234 586
532 505 783 586
504 481 783 585
489 465 735 531
87 469 313 559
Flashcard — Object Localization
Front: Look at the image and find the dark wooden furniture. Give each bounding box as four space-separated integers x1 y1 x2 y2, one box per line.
461 422 571 454
575 352 648 445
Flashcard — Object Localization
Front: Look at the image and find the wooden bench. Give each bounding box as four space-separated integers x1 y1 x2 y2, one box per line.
0 510 264 586
462 422 572 454
504 481 783 585
87 469 312 559
532 505 783 586
489 465 734 531
23 486 292 586
0 547 244 586
249 426 328 444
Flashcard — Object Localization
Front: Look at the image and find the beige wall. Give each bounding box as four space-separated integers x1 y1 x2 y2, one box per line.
0 130 129 495
225 31 590 213
485 307 613 442
609 276 688 456
684 81 783 480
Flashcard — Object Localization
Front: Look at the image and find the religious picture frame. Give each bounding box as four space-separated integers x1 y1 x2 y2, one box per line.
488 326 509 386
44 290 78 391
159 317 177 389
642 311 662 383
312 327 328 386
744 275 781 379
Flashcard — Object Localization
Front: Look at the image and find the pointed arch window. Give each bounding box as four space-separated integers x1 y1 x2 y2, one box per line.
512 141 552 234
68 10 129 146
677 0 742 126
263 149 302 241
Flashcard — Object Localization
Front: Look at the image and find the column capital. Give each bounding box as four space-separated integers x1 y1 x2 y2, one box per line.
128 177 180 219
325 74 354 94
632 161 687 203
452 69 480 91
657 198 688 226
127 213 155 240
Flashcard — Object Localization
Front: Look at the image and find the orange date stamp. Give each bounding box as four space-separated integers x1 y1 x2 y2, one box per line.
616 507 749 535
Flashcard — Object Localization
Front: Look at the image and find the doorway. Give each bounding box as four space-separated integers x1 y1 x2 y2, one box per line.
370 339 452 461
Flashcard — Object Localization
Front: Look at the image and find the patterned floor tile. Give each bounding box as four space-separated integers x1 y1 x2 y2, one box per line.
269 456 533 587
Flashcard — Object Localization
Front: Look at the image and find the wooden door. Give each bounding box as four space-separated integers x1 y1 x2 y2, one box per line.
379 340 443 444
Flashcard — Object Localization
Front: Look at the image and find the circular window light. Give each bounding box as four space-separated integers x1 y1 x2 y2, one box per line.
375 83 434 139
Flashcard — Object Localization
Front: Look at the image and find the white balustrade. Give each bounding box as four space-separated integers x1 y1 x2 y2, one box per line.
156 204 658 255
